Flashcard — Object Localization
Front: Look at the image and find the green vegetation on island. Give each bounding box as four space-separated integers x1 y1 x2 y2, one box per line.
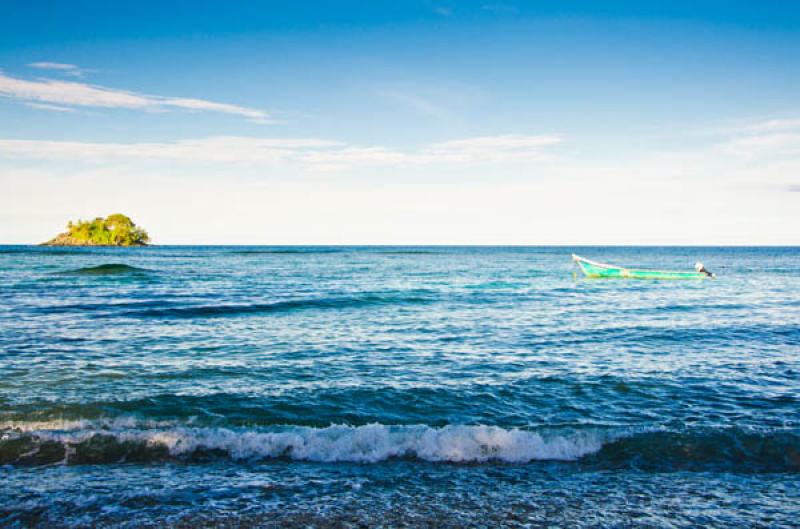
43 214 150 246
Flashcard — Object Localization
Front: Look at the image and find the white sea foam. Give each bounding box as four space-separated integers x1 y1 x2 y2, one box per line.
0 417 177 433
8 422 611 463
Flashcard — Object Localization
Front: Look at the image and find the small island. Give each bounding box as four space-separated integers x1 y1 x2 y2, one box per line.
42 214 150 246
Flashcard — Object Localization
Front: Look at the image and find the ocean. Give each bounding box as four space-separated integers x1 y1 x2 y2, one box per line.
0 246 798 527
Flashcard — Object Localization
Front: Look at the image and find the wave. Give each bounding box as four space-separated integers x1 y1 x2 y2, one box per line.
2 421 797 470
58 263 153 276
0 423 606 466
230 249 341 255
132 292 432 318
377 250 439 255
591 428 800 470
28 299 172 314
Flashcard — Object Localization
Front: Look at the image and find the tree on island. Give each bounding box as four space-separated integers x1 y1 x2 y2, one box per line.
44 214 150 246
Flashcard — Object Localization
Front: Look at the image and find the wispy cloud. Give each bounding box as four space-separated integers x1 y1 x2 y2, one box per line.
0 134 562 169
743 118 800 133
482 3 520 15
720 117 800 159
380 90 447 119
28 62 93 78
725 132 800 158
24 102 76 112
423 134 562 162
0 71 271 122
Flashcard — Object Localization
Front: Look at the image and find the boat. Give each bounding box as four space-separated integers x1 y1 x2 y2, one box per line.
572 254 712 280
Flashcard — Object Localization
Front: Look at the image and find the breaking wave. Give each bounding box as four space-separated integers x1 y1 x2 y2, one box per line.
2 421 797 470
1 423 606 465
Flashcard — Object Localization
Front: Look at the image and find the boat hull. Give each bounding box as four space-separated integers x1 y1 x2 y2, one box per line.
573 255 709 280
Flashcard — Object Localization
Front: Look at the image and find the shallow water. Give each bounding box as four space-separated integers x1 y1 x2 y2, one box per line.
1 246 798 527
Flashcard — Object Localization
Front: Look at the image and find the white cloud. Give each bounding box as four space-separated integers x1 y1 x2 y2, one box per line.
28 62 91 78
0 134 561 168
24 102 76 112
0 71 271 122
744 118 800 132
725 132 800 158
380 91 447 119
423 134 563 162
720 114 800 158
0 137 372 166
3 153 797 245
722 118 800 159
2 132 798 245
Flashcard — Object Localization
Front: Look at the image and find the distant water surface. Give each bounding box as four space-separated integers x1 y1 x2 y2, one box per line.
1 246 798 527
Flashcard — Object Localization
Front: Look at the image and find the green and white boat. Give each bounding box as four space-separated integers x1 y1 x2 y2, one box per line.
572 254 713 280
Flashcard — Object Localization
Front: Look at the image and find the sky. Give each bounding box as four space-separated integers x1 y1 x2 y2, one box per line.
1 0 799 245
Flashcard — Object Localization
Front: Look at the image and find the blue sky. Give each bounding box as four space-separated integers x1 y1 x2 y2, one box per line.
1 1 799 244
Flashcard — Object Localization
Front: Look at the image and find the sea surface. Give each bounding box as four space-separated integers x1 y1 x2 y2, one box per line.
0 246 798 527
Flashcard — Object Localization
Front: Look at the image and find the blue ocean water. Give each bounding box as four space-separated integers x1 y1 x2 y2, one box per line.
0 246 798 527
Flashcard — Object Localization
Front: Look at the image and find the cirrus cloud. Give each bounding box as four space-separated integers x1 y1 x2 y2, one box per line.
0 134 563 169
28 62 93 78
0 70 272 122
